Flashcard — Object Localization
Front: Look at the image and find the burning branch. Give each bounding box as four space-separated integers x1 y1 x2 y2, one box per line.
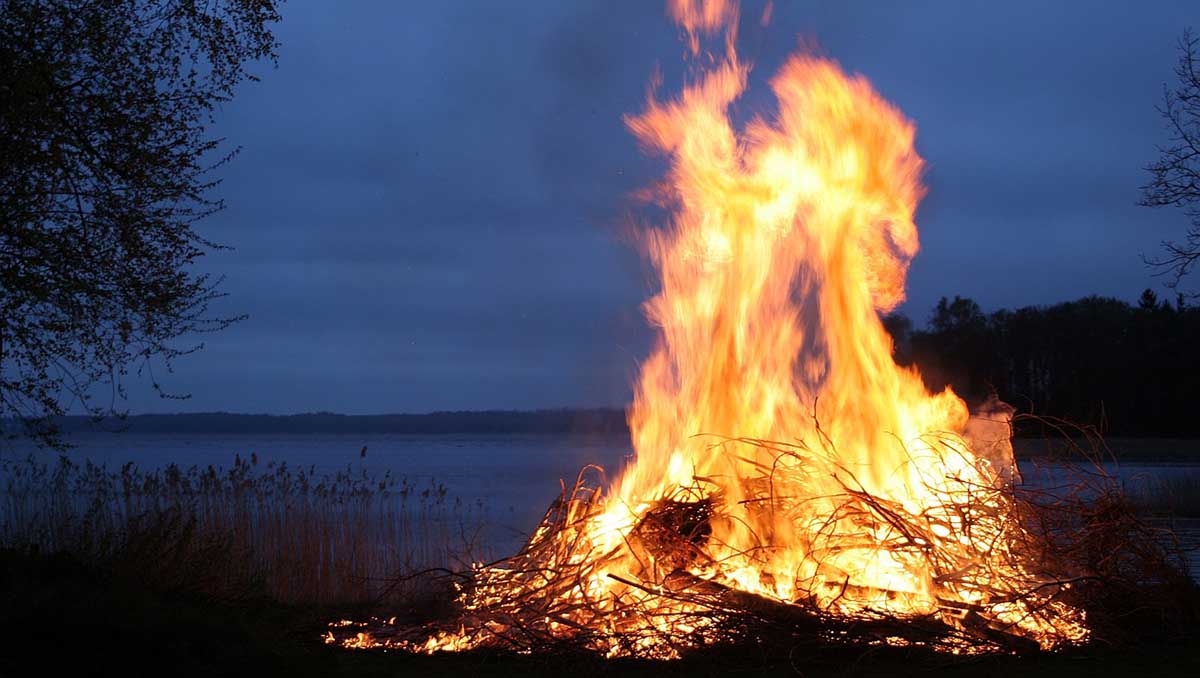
332 1 1196 660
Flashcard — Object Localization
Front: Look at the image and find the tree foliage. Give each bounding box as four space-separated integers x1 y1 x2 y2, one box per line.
0 0 282 447
889 291 1200 436
1142 28 1200 291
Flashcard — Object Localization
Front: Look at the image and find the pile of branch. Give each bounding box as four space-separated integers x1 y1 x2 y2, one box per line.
328 430 1197 658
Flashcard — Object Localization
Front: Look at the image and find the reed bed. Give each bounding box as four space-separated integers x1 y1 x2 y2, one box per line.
1123 470 1200 517
0 454 488 606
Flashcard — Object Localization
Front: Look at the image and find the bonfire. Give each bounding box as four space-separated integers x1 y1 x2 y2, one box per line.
330 0 1191 659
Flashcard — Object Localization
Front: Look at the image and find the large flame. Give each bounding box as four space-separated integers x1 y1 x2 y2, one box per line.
337 0 1087 657
621 0 980 610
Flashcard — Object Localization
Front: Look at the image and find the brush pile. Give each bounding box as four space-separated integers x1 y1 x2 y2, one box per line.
329 429 1196 658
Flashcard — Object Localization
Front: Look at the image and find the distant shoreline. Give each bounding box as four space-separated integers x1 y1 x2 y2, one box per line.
7 411 1200 460
21 409 631 436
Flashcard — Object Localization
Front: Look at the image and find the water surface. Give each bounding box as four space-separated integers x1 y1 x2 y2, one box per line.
6 432 1198 571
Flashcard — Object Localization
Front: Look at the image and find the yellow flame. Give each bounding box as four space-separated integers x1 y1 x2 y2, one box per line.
613 3 990 616
342 1 1086 657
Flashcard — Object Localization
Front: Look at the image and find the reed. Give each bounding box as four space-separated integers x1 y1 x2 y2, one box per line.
1124 470 1200 517
0 453 488 606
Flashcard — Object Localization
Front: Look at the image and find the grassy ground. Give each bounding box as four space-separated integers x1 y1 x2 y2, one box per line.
2 548 1198 678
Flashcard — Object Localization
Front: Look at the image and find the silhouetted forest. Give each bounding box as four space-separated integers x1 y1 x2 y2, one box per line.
887 290 1200 436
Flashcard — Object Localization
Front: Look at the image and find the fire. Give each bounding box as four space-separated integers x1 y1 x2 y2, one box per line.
337 0 1087 656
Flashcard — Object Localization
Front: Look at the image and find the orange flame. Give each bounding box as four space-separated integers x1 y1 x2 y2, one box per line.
621 4 971 608
340 1 1086 657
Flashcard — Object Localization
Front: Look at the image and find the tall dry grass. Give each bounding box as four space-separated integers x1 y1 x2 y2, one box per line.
0 454 488 605
1124 469 1200 517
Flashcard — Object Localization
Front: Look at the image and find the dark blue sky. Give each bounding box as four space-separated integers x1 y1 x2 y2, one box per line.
127 0 1197 414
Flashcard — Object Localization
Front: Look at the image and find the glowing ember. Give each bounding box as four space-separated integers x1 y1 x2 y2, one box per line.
335 0 1087 657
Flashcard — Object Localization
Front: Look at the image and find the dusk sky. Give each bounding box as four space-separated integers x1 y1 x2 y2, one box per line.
126 0 1197 415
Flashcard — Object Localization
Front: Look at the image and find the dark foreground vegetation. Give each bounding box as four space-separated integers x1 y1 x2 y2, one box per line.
3 445 1199 676
2 546 1199 678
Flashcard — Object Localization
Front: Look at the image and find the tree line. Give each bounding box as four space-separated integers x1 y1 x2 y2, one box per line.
885 290 1200 436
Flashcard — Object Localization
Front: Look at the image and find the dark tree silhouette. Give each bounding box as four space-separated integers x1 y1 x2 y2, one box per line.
881 312 913 361
1142 28 1200 291
888 291 1200 436
0 0 282 447
906 296 998 405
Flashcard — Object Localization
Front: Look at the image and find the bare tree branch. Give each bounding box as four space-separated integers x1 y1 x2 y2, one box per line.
1140 28 1200 293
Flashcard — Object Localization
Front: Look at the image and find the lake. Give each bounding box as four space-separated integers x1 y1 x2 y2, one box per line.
5 431 1199 570
2 432 634 550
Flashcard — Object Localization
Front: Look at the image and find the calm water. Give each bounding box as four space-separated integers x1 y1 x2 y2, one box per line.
5 432 1198 569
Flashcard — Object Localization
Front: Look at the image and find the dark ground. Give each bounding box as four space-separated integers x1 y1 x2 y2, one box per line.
2 549 1197 678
